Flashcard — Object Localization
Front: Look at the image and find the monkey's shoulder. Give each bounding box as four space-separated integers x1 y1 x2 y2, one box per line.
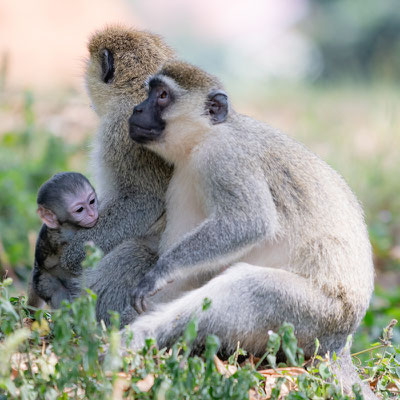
194 116 355 213
59 223 79 242
209 116 335 175
193 120 285 173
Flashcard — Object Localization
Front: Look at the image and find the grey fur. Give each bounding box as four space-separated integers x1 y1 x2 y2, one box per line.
27 224 83 309
27 172 94 310
84 240 157 326
126 61 376 399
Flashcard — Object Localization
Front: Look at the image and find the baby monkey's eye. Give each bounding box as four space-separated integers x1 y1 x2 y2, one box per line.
76 207 84 213
160 91 168 99
89 198 95 205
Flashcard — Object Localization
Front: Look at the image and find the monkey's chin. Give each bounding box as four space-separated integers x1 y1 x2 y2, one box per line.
129 125 163 145
82 220 98 228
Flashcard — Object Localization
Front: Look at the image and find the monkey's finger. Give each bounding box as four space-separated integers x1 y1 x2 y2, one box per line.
141 297 147 313
132 295 143 314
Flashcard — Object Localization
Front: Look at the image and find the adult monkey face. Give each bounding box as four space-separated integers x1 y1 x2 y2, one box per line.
128 79 172 144
128 75 228 148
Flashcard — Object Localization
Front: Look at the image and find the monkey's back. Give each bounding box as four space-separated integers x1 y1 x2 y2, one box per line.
204 113 374 326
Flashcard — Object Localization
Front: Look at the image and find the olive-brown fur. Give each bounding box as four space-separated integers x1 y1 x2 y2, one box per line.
160 61 222 91
57 26 175 325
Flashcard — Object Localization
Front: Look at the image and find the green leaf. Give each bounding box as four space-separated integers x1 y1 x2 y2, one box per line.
318 362 331 380
183 318 198 344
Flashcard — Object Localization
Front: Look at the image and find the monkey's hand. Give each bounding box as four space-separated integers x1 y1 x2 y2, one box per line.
131 268 165 314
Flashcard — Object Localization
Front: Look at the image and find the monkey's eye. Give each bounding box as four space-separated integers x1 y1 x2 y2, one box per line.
89 198 95 205
157 90 170 107
76 207 84 213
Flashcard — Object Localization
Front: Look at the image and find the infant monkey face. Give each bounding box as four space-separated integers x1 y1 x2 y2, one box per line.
65 184 99 228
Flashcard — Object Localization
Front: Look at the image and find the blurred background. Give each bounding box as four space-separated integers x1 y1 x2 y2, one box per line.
0 0 399 348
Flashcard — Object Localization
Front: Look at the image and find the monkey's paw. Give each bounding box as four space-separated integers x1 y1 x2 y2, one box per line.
131 272 161 314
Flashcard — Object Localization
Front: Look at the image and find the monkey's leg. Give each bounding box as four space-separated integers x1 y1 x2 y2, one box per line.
49 283 75 309
26 270 45 309
127 264 346 353
31 270 69 309
330 346 377 400
126 263 376 399
84 239 158 327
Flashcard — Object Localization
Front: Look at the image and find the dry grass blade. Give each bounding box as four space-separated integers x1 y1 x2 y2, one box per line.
112 374 131 400
214 355 238 377
136 374 155 392
249 388 265 400
110 372 155 399
258 367 307 399
369 377 400 395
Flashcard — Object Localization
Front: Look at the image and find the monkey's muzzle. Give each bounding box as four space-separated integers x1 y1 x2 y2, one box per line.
129 123 163 144
128 102 165 144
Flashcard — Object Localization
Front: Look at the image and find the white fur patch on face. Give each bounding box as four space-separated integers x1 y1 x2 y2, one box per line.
146 91 211 165
150 75 185 94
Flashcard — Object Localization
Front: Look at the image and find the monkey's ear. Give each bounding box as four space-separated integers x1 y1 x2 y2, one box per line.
101 49 115 83
206 90 228 124
37 206 59 229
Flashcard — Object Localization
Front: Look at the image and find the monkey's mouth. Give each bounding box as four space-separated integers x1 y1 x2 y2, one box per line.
129 124 164 144
82 219 98 228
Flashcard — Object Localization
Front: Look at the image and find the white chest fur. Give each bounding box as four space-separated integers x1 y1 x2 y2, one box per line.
159 153 291 271
160 161 207 253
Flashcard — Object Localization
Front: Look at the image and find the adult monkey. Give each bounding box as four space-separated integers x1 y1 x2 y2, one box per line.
58 26 174 325
126 61 376 399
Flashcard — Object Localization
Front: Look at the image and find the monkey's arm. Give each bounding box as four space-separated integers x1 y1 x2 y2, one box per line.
59 194 165 274
132 172 278 313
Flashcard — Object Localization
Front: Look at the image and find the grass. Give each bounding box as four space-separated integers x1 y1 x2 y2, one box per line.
0 275 399 399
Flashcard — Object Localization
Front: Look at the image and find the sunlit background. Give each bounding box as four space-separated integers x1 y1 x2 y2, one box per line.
0 0 399 347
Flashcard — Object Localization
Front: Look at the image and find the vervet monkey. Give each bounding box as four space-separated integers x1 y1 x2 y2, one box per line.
56 26 175 325
27 172 98 309
127 61 376 399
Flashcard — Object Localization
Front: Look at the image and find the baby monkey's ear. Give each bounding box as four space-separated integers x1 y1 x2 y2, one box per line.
37 206 59 229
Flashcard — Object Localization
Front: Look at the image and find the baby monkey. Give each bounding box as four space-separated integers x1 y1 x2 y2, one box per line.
27 172 99 309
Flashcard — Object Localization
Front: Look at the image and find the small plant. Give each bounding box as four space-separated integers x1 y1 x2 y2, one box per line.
0 248 399 398
353 319 400 398
3 272 398 400
81 242 104 270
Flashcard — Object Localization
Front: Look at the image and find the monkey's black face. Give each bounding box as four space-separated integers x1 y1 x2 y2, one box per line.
129 80 172 144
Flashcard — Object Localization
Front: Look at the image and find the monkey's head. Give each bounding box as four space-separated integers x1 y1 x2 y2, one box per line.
128 61 229 163
86 26 175 117
37 172 99 229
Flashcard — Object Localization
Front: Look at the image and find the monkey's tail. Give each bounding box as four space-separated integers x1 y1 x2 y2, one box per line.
330 347 377 400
